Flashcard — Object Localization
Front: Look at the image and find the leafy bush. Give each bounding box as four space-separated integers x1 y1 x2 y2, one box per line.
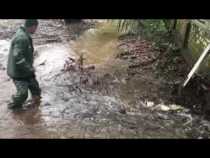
116 19 169 39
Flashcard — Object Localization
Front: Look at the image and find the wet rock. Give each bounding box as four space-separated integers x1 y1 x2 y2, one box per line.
157 113 169 120
146 101 155 108
112 78 120 84
129 64 141 69
116 51 130 58
131 57 137 61
153 104 170 111
120 55 129 60
103 73 113 80
63 97 70 102
168 104 184 111
80 112 95 119
200 120 210 131
38 62 46 66
128 71 136 76
43 102 51 107
121 78 127 84
119 108 126 114
84 65 95 70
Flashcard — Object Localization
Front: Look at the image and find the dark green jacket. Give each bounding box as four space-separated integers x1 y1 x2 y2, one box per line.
7 26 34 79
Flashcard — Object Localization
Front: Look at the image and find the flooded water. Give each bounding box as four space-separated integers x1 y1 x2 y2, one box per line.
70 21 129 84
0 20 210 138
72 22 120 64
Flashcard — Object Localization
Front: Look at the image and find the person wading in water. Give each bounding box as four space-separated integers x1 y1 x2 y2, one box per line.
7 19 41 109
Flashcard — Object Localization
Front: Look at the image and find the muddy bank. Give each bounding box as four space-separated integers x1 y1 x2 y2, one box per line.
116 34 210 138
0 19 96 45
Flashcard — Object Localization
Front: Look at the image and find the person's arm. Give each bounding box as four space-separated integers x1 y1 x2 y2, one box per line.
13 39 34 75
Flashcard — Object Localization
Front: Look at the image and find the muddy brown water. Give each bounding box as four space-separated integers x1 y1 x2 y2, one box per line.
0 20 210 138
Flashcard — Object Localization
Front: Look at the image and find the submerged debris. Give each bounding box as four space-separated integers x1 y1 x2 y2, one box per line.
117 38 161 66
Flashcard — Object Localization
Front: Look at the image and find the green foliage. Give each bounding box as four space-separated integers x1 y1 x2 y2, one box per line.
115 19 169 38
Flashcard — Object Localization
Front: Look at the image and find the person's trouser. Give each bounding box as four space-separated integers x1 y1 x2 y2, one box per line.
11 77 41 107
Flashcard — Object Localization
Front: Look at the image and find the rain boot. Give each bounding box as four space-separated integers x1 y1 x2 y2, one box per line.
8 95 23 110
31 95 41 106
